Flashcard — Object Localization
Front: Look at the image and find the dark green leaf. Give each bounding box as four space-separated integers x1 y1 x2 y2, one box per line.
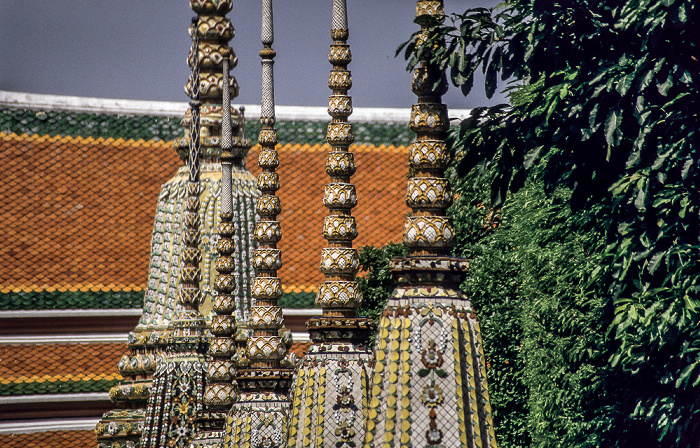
605 110 618 146
657 70 673 96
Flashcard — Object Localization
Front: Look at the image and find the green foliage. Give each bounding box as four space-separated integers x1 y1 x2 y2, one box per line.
400 0 700 446
356 243 407 339
449 158 608 447
448 173 529 448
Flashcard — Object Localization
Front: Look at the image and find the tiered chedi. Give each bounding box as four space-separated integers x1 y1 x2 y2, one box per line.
286 1 373 447
96 1 255 446
190 56 239 448
363 1 498 447
224 1 294 446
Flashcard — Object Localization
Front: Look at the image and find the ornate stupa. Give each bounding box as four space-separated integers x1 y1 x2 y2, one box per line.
223 1 294 446
363 1 498 447
96 2 255 447
286 1 374 447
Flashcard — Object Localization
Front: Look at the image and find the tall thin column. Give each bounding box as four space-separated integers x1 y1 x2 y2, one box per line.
364 2 498 447
286 1 373 447
223 1 294 446
190 56 239 448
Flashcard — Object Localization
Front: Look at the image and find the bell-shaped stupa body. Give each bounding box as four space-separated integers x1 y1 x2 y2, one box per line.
286 1 374 447
95 2 256 447
363 2 498 448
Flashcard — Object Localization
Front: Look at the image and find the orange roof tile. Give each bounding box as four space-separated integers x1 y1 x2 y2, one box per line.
0 343 126 378
288 341 313 358
0 430 95 448
1 133 409 295
0 133 181 292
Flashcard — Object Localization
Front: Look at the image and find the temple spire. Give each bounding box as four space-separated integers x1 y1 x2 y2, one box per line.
286 1 374 447
141 16 208 448
190 56 239 448
363 2 498 447
224 1 294 446
98 2 257 447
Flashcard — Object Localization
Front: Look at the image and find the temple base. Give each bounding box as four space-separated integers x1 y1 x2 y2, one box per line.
364 256 498 448
287 342 373 448
223 391 291 448
140 351 207 448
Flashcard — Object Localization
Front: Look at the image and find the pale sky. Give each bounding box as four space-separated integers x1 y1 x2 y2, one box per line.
0 0 505 109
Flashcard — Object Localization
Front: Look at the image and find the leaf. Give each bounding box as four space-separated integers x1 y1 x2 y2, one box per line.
641 59 664 90
589 103 600 129
648 250 665 275
681 157 693 180
634 188 646 211
616 73 634 96
485 49 501 99
657 70 673 96
417 368 430 377
435 369 448 378
626 151 641 168
395 40 410 58
676 360 700 389
605 110 619 146
524 146 543 169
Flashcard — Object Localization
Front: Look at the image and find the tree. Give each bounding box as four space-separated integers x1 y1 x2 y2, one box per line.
400 0 700 446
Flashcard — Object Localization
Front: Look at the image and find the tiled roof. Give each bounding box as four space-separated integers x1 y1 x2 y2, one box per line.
0 290 144 311
0 341 312 396
0 108 183 141
0 344 125 395
0 132 181 299
0 108 414 146
0 430 95 448
1 129 409 307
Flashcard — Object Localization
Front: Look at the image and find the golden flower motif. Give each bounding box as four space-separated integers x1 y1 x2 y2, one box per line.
421 340 443 368
421 384 444 408
334 421 355 440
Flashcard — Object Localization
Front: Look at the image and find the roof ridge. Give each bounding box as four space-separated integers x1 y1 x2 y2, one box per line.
0 90 473 123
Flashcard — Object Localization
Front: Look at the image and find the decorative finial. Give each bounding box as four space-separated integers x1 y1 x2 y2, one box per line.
191 56 240 447
223 0 293 444
141 15 208 448
286 1 373 446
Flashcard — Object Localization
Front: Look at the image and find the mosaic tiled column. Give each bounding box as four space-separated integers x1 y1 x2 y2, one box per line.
363 2 498 448
224 1 293 447
139 18 209 446
286 1 374 447
97 2 255 445
190 57 239 448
